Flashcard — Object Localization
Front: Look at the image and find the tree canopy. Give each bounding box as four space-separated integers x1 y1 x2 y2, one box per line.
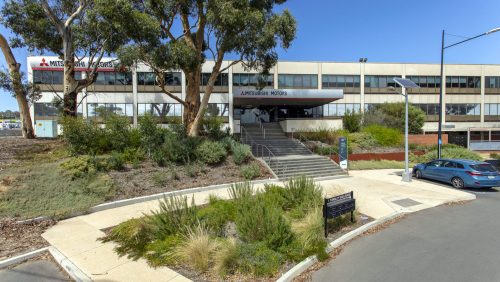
364 102 426 134
94 0 296 135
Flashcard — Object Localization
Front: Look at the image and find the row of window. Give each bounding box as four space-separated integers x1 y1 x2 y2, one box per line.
94 72 133 85
364 75 400 88
486 77 500 89
413 104 440 115
445 76 480 89
323 103 361 117
322 75 361 88
137 72 182 86
233 73 274 87
484 104 500 116
365 103 481 116
33 71 82 85
88 103 134 117
278 74 318 89
407 76 441 88
200 73 229 87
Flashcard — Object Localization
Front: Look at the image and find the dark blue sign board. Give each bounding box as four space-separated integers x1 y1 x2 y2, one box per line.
338 137 348 169
323 191 355 237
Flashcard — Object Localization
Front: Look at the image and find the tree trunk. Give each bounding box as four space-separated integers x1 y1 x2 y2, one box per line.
0 33 35 139
184 70 201 136
62 28 79 116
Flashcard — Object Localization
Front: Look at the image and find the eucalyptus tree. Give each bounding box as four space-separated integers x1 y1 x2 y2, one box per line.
1 0 129 116
0 33 39 138
95 0 296 136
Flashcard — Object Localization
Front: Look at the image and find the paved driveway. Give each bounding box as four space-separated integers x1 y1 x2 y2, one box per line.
0 260 69 282
313 181 500 282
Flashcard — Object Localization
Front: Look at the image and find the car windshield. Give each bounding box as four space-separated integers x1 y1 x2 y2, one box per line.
470 164 498 172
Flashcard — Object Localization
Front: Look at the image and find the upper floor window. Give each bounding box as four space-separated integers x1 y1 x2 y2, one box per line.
233 73 273 87
445 76 480 88
322 75 360 88
33 70 81 85
137 72 182 86
201 73 229 86
364 75 401 88
486 77 500 88
413 104 440 115
406 76 441 88
94 71 132 85
445 104 480 116
278 74 318 89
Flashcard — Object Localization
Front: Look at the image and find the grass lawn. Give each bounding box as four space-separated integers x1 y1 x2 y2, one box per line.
349 160 407 170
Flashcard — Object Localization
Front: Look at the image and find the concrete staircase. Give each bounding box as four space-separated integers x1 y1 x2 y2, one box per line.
241 122 347 179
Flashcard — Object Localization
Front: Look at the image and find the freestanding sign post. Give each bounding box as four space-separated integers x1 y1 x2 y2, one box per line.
338 137 348 170
323 191 355 237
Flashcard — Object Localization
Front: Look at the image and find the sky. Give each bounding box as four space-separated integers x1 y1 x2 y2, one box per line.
1 0 500 111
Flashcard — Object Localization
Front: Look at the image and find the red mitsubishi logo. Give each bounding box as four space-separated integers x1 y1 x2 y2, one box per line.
39 58 49 67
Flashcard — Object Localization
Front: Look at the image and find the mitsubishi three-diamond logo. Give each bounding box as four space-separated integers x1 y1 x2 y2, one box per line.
39 58 49 67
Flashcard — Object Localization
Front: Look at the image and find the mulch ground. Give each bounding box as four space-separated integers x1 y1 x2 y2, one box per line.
0 218 56 261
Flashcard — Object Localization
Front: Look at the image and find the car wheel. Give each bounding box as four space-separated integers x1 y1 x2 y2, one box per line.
415 169 422 179
451 177 464 189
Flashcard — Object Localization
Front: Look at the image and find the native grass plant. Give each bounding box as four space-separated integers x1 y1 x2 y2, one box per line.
102 177 354 279
240 163 261 180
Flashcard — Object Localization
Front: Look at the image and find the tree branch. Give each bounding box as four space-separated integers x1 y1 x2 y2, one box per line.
65 0 87 28
41 0 64 35
156 73 187 107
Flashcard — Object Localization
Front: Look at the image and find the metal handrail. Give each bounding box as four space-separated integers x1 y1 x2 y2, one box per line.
240 125 287 177
258 119 266 139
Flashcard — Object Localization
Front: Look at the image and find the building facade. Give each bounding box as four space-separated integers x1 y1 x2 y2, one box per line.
28 56 500 146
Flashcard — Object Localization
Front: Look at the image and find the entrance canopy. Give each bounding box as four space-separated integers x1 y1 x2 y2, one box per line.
233 88 343 106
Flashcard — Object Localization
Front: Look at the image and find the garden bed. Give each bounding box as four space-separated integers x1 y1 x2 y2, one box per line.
101 177 363 281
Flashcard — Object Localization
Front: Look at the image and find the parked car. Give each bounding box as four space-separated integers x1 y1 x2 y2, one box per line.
412 159 500 189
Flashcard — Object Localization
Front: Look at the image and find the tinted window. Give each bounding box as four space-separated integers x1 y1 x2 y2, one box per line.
443 161 455 168
470 164 498 172
427 161 441 167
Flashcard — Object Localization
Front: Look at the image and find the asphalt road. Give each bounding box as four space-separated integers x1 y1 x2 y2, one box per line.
313 182 500 282
0 260 69 282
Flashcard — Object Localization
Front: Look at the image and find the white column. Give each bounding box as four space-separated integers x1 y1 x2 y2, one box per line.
318 63 322 90
480 68 485 124
228 63 234 134
132 65 138 126
360 62 365 112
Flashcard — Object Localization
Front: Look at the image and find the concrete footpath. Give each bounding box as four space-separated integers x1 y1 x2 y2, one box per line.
41 170 475 281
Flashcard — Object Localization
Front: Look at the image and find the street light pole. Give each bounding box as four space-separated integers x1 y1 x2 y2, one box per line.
404 87 410 181
437 27 500 159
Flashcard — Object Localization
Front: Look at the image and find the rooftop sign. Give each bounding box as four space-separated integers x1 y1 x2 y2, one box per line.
28 56 117 72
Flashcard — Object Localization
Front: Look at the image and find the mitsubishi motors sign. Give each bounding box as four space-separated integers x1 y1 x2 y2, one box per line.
29 56 116 72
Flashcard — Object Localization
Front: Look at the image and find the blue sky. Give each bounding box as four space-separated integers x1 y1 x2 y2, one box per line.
1 0 500 111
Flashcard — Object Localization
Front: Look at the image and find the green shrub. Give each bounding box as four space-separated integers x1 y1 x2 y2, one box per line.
235 242 285 277
138 114 165 156
413 146 482 163
148 196 199 238
105 114 133 152
107 151 125 170
343 109 362 133
60 116 106 154
232 143 252 165
348 132 377 151
240 163 260 180
201 115 229 140
152 171 169 186
313 145 337 156
349 160 405 170
228 181 254 201
490 153 500 160
235 193 294 250
362 124 403 147
221 136 238 152
144 235 183 267
297 128 348 145
100 218 154 260
60 155 96 179
197 196 237 236
363 102 425 134
121 147 145 164
282 176 323 218
196 140 227 165
214 237 239 277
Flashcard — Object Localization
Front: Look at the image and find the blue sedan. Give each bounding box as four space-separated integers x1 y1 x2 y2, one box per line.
412 159 500 189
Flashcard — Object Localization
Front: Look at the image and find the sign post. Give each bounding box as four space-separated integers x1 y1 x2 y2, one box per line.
323 191 355 237
338 137 348 171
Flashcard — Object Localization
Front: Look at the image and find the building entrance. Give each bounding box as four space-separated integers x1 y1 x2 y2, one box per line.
236 105 324 124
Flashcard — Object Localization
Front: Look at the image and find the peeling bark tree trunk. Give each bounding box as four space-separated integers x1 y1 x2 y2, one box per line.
62 29 79 117
0 33 35 139
184 69 202 136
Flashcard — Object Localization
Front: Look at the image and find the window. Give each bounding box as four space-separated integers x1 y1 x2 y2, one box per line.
364 75 401 88
87 103 134 118
200 73 229 86
34 103 59 118
407 76 441 88
445 104 480 116
445 76 480 88
486 77 500 88
278 74 318 88
137 72 156 85
137 103 182 117
413 104 440 116
486 104 499 116
323 103 361 117
322 75 361 88
33 70 66 85
94 72 132 85
233 73 274 87
206 103 229 117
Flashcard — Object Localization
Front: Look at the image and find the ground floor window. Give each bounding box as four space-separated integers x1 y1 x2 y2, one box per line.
323 103 360 116
137 103 182 117
87 103 133 122
207 103 229 117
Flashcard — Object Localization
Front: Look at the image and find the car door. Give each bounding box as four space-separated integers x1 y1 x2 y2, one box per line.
436 161 456 182
423 160 442 180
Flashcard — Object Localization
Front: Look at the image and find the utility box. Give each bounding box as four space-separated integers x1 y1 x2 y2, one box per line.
35 120 58 138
